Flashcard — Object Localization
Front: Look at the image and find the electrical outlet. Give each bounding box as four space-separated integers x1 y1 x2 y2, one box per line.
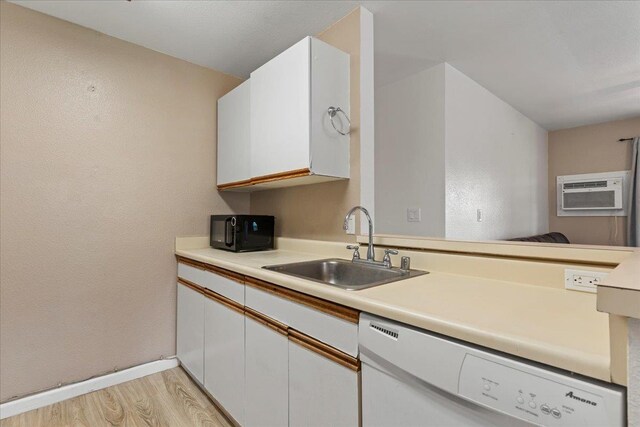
345 215 355 235
407 208 421 222
564 269 609 293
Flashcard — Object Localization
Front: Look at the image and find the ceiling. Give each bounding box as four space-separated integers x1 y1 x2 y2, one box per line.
10 0 640 130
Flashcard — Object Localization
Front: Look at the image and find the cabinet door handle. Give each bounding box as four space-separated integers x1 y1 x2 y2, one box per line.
327 106 351 136
224 217 235 247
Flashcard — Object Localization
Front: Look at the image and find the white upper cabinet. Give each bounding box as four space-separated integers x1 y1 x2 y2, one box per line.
217 80 251 188
217 36 350 191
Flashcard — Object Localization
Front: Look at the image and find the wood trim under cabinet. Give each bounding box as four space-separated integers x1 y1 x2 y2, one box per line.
244 276 360 323
217 168 312 191
250 168 311 186
202 288 244 315
244 307 288 336
216 178 253 191
289 329 360 372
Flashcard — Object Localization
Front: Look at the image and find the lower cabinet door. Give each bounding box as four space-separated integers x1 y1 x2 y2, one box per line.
204 296 245 425
177 283 204 384
289 339 360 427
245 316 289 427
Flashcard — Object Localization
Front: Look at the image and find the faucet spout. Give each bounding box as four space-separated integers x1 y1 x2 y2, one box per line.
343 206 375 261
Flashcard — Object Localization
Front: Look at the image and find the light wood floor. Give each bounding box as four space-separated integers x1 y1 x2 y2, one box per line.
1 367 233 427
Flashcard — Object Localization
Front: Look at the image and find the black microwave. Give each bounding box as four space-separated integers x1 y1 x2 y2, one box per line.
210 215 275 252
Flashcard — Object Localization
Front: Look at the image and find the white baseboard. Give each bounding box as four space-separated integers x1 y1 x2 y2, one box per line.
0 357 179 420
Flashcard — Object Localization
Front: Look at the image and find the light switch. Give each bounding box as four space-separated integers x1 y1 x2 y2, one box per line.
407 208 421 222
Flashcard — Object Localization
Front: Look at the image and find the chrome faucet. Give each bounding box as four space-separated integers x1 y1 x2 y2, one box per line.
343 206 375 261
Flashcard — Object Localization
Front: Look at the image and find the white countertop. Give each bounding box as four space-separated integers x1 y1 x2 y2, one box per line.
176 242 612 383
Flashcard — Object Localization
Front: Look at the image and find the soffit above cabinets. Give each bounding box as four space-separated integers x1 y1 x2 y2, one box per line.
9 0 358 79
13 1 640 130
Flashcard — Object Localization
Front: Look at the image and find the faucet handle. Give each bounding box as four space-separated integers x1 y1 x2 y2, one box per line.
382 249 399 267
346 245 360 261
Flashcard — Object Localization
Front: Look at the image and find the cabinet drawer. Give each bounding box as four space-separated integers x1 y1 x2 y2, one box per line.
177 260 244 305
245 280 358 357
177 262 207 287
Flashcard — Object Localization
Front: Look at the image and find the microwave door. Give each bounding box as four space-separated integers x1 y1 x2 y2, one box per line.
244 218 273 249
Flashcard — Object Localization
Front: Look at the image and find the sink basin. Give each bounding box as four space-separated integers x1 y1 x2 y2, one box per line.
263 258 428 291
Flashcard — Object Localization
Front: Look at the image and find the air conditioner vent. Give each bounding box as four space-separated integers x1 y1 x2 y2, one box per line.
556 170 630 217
370 322 399 339
563 180 607 190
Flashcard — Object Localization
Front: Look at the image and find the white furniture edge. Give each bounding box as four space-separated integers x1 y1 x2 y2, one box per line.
0 357 179 420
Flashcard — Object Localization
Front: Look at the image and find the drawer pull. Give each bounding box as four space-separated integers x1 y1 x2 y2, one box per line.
244 276 359 323
245 307 288 336
289 329 360 372
202 288 244 315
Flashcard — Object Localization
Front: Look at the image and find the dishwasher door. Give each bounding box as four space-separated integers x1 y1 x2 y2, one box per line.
359 314 625 427
362 356 532 427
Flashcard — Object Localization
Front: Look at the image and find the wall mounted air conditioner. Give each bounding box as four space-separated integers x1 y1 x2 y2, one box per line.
557 171 630 217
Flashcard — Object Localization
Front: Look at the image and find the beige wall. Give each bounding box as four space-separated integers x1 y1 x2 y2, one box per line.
250 8 361 242
548 117 640 246
0 2 249 401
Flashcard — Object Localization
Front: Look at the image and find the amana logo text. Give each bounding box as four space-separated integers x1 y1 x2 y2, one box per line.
565 391 597 406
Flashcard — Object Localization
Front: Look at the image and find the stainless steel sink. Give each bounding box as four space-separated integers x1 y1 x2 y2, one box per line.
262 258 428 291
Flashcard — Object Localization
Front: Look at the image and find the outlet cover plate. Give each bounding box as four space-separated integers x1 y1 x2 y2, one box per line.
345 216 355 235
564 269 608 293
407 208 421 222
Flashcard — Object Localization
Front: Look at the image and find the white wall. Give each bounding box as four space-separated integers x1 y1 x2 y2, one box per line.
375 64 446 237
375 63 548 240
444 64 548 240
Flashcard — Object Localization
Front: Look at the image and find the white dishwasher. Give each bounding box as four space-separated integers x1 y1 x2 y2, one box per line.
359 314 626 427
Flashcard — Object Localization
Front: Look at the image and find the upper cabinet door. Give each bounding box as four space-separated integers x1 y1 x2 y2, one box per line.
250 37 311 179
217 80 251 187
308 37 350 179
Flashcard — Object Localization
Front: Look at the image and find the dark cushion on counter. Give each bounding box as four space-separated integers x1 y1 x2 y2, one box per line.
508 232 570 244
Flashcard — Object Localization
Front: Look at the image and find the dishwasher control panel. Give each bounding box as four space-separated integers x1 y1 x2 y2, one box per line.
458 354 625 426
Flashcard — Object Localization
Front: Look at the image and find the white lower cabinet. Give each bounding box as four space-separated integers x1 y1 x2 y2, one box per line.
178 263 361 427
244 315 289 427
176 283 205 384
289 340 360 427
204 295 245 425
